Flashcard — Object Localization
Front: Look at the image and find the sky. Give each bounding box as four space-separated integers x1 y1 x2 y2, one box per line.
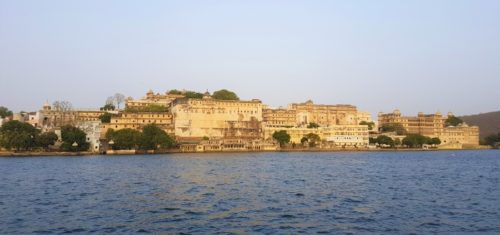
1 0 499 117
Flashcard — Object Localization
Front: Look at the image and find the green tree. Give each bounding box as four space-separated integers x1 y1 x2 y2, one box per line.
184 91 204 99
99 112 112 123
359 121 375 130
100 104 115 111
394 138 401 146
369 137 377 144
272 130 291 147
376 135 394 147
380 123 406 135
430 137 441 145
0 120 40 150
105 128 115 140
402 134 428 148
484 133 500 148
138 124 175 150
304 133 321 147
307 122 320 128
167 89 183 95
300 137 309 145
61 125 89 152
445 116 464 127
36 132 58 150
108 128 141 150
0 106 13 118
212 89 239 100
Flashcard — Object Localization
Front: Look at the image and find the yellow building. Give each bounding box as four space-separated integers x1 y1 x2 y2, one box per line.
378 109 445 136
288 100 362 126
262 108 296 128
263 125 369 148
378 110 479 147
100 112 174 138
439 124 479 148
39 102 106 128
171 97 263 140
125 90 185 110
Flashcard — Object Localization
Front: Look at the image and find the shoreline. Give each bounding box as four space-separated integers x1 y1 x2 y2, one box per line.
0 147 495 157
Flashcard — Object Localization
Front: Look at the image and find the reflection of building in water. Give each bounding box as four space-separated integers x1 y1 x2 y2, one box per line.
172 96 263 140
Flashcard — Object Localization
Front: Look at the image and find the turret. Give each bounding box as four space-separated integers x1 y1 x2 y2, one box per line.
43 101 51 111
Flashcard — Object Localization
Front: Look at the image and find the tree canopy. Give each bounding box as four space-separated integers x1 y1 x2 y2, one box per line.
402 134 435 148
307 122 320 128
125 104 168 113
138 124 175 150
36 132 58 150
99 112 112 123
272 130 290 147
484 132 500 148
0 120 40 150
380 123 406 135
212 89 239 100
61 125 89 151
0 106 13 118
100 104 115 111
184 91 204 99
359 121 375 130
167 89 183 95
107 128 141 150
376 135 394 147
445 116 464 127
303 133 321 147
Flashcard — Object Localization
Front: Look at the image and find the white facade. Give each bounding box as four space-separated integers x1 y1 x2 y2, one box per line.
76 121 102 152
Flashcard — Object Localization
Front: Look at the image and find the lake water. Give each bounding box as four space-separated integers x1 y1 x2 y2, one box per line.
1 150 500 234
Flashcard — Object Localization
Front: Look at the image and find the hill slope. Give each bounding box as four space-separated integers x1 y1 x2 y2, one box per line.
461 111 500 139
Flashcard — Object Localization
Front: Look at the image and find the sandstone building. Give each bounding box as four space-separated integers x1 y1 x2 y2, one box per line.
378 109 479 147
171 96 263 140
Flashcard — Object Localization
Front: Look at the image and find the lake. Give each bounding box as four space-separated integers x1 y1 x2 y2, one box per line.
1 150 499 234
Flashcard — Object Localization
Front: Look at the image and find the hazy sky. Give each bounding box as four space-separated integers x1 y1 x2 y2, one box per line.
1 0 499 116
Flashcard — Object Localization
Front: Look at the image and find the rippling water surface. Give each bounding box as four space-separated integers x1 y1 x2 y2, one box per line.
1 150 500 234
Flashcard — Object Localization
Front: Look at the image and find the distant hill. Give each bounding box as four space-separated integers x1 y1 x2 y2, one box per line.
461 111 500 139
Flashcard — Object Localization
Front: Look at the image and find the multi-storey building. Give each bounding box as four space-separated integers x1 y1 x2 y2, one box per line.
35 102 106 129
171 96 263 140
288 100 361 126
262 108 296 128
100 112 174 138
263 125 369 148
439 124 479 147
378 109 480 147
378 109 445 136
125 90 185 110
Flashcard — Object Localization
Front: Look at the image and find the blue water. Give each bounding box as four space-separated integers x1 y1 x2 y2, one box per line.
1 150 500 234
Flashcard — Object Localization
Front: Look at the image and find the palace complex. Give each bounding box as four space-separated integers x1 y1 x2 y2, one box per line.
7 89 481 152
378 110 479 148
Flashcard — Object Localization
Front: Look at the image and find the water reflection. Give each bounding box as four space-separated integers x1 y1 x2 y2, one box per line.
0 150 499 234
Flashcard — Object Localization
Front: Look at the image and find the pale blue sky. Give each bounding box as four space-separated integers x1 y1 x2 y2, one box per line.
1 0 499 116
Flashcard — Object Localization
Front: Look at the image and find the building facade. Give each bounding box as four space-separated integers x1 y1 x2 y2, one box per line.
288 100 362 126
100 112 174 138
171 97 263 140
262 108 296 128
263 125 369 148
125 90 185 110
378 109 480 147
